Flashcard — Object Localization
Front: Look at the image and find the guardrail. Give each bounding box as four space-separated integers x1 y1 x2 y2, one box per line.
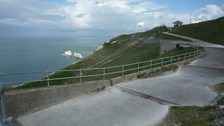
0 48 206 89
0 48 206 126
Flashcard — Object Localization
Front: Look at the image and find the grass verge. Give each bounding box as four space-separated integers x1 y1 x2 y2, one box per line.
161 83 224 126
137 65 178 79
171 16 224 45
212 83 224 93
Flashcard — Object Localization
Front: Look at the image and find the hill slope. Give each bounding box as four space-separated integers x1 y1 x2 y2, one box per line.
171 16 224 45
17 26 200 88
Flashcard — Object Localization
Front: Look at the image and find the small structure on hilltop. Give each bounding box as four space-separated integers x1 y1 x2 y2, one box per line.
173 21 183 27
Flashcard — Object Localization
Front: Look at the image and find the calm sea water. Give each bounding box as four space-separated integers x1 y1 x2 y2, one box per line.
0 36 108 83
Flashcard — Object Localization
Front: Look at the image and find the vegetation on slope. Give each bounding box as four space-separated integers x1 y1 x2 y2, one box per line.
161 83 224 126
15 26 198 89
161 104 224 126
16 46 200 89
212 83 224 93
171 16 224 45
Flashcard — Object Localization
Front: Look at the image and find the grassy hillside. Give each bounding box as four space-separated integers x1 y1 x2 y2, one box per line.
16 26 198 88
171 16 224 45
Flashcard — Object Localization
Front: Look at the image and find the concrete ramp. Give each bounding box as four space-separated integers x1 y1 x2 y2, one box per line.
18 87 169 126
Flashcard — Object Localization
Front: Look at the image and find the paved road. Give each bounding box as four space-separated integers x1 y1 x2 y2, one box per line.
18 33 224 126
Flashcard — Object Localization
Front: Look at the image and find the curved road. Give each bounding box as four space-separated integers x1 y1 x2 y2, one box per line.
18 33 224 126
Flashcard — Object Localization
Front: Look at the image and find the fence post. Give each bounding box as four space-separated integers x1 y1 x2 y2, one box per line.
122 65 124 77
150 60 152 70
0 88 6 123
79 69 82 83
161 58 163 66
0 88 12 126
0 74 2 85
170 56 173 64
103 68 105 80
137 63 140 73
47 71 50 87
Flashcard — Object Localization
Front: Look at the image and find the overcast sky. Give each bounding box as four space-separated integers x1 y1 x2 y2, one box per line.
0 0 223 38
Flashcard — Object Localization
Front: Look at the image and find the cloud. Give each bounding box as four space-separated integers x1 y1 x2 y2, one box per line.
192 4 224 23
137 21 145 27
0 0 223 37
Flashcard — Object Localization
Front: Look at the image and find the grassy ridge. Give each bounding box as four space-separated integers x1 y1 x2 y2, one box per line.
171 16 224 45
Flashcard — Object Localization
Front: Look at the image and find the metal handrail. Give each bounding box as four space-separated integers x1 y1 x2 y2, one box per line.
0 49 206 88
0 48 206 126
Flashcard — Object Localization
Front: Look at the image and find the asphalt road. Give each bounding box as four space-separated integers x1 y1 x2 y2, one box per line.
18 33 224 126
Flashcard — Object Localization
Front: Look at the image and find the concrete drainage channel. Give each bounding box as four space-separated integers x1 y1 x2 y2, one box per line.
116 85 180 106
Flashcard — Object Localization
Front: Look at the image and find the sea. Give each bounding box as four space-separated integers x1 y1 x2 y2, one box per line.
0 36 109 84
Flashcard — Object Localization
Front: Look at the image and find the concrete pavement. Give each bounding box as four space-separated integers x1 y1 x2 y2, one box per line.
18 33 224 126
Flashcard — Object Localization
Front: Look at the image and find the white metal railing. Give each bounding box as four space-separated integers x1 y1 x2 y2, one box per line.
0 48 206 88
0 48 206 126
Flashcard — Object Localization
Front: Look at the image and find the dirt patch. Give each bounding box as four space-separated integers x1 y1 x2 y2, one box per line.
211 83 224 93
137 65 178 79
160 40 176 54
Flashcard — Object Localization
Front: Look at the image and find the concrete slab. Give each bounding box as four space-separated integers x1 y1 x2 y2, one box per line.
119 65 223 106
18 88 169 126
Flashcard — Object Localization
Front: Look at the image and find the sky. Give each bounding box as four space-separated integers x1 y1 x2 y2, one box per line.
0 0 223 38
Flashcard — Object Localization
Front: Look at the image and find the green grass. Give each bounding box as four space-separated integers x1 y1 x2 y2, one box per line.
138 25 169 38
160 46 202 57
161 83 224 126
159 33 191 41
212 83 224 93
13 25 202 89
102 42 160 67
161 97 224 126
15 46 201 89
171 16 224 45
162 106 213 126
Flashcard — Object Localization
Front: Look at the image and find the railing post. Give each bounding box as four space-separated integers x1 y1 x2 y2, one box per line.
122 65 124 77
47 71 50 87
103 68 105 80
150 60 152 69
0 74 2 85
0 89 6 122
137 63 140 73
161 58 163 66
0 88 12 126
79 69 82 83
